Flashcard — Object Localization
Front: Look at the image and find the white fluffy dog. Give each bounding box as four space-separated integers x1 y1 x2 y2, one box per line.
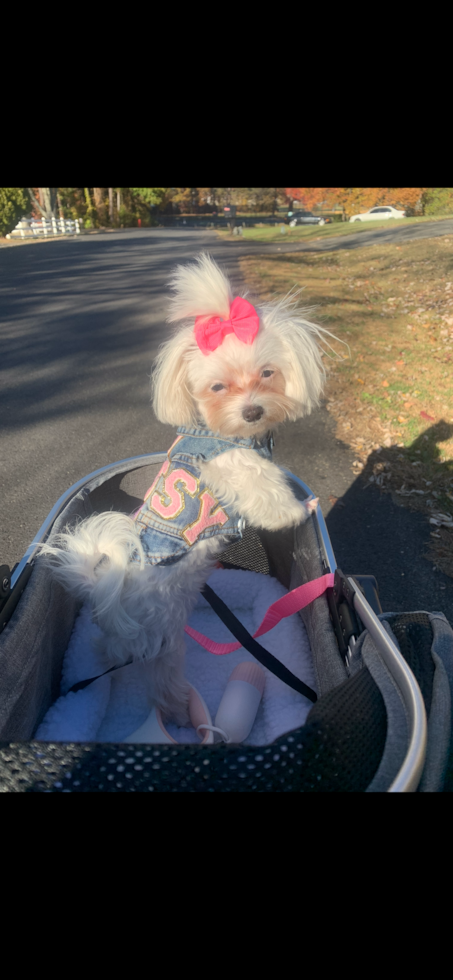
42 254 332 728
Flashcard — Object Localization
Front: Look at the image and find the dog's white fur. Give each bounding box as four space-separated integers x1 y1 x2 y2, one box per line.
41 254 333 728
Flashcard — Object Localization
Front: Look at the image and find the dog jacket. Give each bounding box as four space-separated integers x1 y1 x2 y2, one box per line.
132 427 273 566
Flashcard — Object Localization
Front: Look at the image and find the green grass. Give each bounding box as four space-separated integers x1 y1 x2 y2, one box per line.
216 215 453 245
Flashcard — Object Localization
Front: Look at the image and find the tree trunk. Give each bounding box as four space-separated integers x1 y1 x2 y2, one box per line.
108 188 114 225
28 188 57 218
41 188 57 217
93 188 107 226
84 188 95 226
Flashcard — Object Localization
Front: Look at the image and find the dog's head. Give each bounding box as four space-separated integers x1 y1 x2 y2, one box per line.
152 253 330 439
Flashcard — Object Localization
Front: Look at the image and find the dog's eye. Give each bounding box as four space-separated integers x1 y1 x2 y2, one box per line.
261 370 274 378
211 383 225 392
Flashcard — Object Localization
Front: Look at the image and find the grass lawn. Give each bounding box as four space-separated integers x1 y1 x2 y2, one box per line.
216 215 453 245
237 234 453 576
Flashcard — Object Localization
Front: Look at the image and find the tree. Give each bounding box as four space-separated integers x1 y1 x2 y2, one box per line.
84 188 96 227
197 188 218 211
131 188 169 207
167 188 195 212
93 188 108 226
286 188 343 210
337 188 424 217
27 187 58 218
421 188 453 216
0 188 30 236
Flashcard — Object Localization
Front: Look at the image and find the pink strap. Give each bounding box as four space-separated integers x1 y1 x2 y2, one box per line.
184 572 335 655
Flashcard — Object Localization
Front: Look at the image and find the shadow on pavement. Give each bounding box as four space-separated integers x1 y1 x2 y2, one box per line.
326 421 453 626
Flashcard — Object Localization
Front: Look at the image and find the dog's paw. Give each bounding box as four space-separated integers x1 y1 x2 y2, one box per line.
161 683 191 728
303 497 319 517
163 701 191 728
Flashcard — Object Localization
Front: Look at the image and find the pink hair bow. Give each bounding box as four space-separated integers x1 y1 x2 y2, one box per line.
194 297 259 355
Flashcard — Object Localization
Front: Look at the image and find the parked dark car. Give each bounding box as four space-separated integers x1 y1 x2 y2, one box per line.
286 211 331 226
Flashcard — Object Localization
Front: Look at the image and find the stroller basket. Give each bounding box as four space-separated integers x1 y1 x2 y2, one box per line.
1 452 452 793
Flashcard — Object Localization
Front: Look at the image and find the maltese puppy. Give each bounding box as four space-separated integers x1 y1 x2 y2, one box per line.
42 253 331 727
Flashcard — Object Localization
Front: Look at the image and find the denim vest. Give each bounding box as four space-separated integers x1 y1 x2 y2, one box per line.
132 426 273 566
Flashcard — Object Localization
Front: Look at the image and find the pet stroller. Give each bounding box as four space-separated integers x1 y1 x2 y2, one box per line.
1 451 452 793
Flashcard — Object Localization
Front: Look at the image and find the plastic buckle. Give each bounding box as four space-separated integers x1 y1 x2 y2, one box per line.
326 568 364 666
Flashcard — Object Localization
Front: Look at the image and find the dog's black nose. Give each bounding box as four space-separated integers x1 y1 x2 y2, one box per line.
242 405 264 423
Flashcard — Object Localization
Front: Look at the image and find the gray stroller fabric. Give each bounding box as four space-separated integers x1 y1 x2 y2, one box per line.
420 613 453 792
0 460 165 740
0 569 78 740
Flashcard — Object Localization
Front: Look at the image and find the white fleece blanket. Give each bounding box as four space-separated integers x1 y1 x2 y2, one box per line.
35 569 317 746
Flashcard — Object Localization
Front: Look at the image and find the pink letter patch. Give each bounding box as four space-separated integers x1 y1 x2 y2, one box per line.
183 490 229 545
150 467 198 519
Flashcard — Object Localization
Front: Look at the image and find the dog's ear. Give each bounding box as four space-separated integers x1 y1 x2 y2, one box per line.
262 305 326 417
152 328 198 426
282 315 326 415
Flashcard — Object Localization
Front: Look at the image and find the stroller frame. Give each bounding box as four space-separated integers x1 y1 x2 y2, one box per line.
0 452 434 792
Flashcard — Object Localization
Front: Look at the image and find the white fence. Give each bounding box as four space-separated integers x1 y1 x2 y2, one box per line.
7 217 81 239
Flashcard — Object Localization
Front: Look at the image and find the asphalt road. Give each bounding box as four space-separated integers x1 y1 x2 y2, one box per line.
1 227 452 625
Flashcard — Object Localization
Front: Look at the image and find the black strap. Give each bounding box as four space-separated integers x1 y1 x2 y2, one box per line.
68 661 133 694
201 584 317 703
68 586 318 704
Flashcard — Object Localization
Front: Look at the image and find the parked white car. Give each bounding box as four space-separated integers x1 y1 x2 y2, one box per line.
349 205 406 222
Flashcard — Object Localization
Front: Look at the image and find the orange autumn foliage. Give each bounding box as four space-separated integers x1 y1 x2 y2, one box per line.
286 188 343 211
286 188 424 216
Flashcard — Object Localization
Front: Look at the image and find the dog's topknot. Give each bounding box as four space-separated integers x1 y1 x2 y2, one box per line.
167 253 232 322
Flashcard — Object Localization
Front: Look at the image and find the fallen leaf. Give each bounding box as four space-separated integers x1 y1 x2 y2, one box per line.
356 378 365 384
404 402 412 409
396 360 405 367
382 380 389 387
420 410 435 421
398 416 407 423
